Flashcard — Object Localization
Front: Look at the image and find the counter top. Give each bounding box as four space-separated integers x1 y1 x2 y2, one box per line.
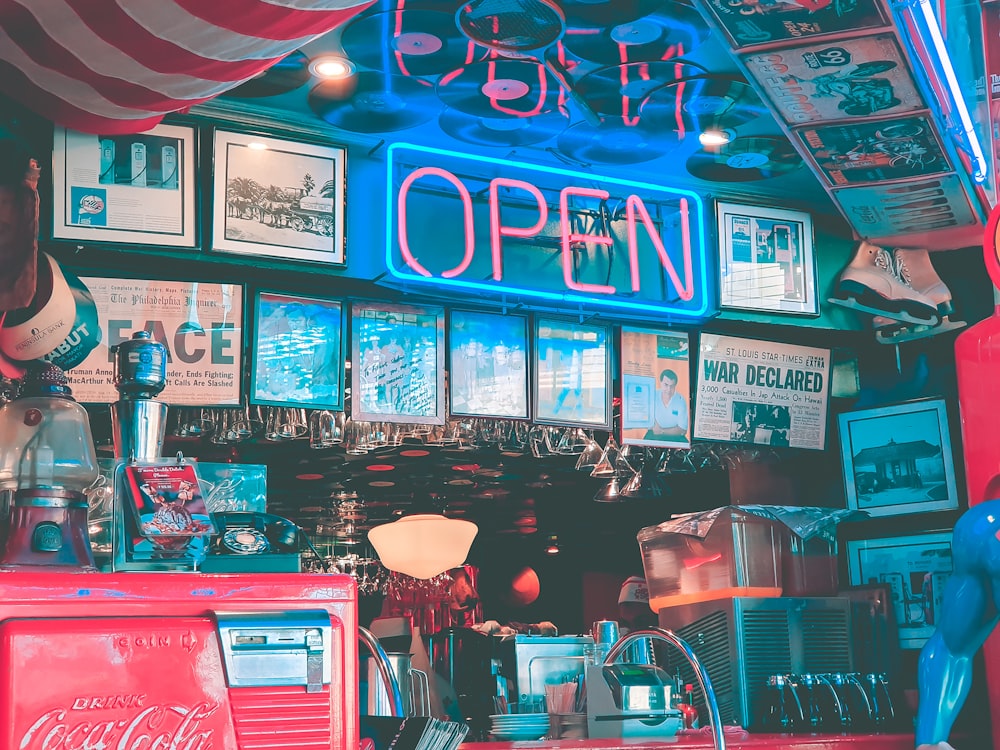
459 731 916 749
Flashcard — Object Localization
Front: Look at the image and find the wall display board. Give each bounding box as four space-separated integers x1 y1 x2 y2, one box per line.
846 531 953 650
52 123 197 248
694 333 830 450
68 278 242 405
533 316 612 430
741 35 924 125
620 327 691 449
351 301 446 425
448 309 529 419
716 201 817 315
211 129 346 265
250 292 345 411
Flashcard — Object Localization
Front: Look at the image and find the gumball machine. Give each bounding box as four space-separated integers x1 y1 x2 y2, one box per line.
0 362 99 568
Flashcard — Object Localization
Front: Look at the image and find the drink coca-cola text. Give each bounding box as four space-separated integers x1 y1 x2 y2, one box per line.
19 701 219 750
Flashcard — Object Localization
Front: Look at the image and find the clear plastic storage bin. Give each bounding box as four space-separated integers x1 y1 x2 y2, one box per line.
638 507 783 611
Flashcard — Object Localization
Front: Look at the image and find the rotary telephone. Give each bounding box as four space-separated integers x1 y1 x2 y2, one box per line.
209 511 300 556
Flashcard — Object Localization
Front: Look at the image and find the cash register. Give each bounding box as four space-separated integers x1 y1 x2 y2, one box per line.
586 662 683 739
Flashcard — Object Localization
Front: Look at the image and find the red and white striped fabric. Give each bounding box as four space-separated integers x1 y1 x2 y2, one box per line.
0 0 374 134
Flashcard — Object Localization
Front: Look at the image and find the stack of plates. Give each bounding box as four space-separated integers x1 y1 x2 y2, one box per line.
488 713 550 741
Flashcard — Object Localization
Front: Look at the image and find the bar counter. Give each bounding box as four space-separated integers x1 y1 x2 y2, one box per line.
460 732 916 749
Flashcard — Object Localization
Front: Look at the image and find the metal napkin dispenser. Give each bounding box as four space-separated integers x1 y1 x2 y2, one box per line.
586 663 683 739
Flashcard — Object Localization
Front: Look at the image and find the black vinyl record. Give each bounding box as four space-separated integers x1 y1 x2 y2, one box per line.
686 136 802 182
308 73 440 132
563 2 710 64
439 105 569 146
576 61 707 118
226 51 310 98
341 10 487 76
639 76 770 141
560 0 665 27
436 59 562 118
557 118 671 164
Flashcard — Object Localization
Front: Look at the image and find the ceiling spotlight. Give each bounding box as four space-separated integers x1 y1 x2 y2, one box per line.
309 56 356 80
543 535 560 556
699 128 733 147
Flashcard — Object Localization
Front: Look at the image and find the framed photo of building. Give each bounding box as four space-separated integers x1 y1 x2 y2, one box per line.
211 129 346 265
532 316 612 430
846 531 953 649
716 201 818 316
51 123 198 247
620 327 691 449
250 291 345 411
448 309 529 419
838 399 959 517
351 301 445 425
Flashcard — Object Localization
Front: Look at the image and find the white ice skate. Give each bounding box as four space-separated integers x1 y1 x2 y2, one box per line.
871 248 966 343
828 241 940 326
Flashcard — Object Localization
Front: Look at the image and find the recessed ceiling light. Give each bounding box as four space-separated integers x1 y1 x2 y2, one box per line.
309 56 356 80
247 141 268 150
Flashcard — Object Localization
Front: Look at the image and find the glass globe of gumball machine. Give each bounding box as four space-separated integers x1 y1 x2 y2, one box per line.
0 362 99 568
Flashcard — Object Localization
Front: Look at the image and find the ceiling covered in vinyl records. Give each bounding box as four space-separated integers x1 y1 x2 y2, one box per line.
214 0 836 209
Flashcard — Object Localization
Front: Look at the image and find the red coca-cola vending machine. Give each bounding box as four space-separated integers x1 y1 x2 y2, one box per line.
0 570 359 750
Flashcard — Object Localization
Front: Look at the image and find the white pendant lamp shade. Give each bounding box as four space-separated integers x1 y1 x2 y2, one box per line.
367 514 478 580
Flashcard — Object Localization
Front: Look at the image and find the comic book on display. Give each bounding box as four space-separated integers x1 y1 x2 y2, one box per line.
701 0 888 50
742 35 925 125
794 115 952 187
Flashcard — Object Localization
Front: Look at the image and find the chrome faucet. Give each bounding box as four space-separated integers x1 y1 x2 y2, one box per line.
604 627 726 750
358 626 405 718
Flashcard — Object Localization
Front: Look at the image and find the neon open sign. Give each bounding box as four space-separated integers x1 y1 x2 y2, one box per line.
385 144 713 319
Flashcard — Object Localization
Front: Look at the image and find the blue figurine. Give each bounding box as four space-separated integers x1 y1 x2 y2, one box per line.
915 500 1000 749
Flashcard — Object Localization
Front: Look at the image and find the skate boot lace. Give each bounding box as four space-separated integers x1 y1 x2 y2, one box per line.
873 247 913 287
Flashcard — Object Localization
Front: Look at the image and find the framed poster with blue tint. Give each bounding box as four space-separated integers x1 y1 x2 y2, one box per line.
351 301 446 425
532 316 612 430
449 310 529 419
716 201 817 316
620 327 691 449
250 291 345 411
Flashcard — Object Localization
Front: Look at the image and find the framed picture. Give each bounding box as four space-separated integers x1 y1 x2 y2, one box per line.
211 129 346 265
67 277 243 406
533 316 612 430
351 301 446 425
846 531 953 649
838 399 959 517
51 123 197 247
716 201 818 315
693 333 831 451
250 291 345 411
448 309 529 419
620 327 691 449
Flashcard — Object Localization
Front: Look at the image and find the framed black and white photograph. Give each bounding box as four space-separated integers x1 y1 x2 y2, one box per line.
250 291 345 411
533 316 612 430
838 399 960 517
211 129 346 265
51 123 198 247
351 301 446 425
716 201 818 316
448 309 529 419
846 531 953 649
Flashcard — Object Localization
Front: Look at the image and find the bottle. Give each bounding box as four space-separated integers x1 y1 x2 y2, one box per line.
678 684 700 729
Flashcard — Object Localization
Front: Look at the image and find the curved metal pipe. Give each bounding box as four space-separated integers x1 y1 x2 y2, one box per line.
604 626 725 750
358 625 405 718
